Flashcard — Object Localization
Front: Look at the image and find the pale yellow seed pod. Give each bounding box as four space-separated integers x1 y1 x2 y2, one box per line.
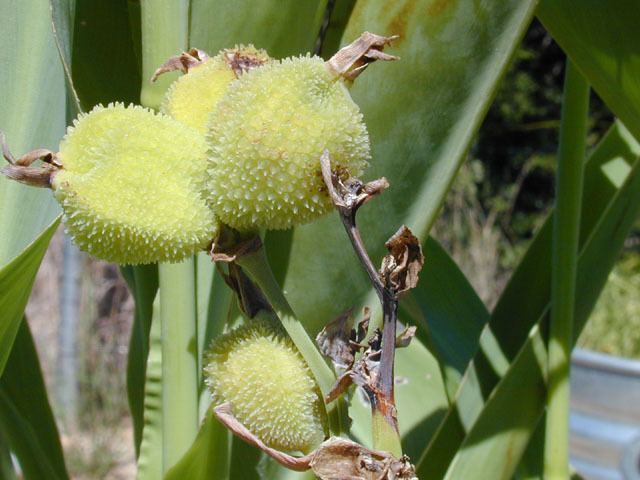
161 46 270 133
204 318 327 454
206 55 370 230
52 103 217 264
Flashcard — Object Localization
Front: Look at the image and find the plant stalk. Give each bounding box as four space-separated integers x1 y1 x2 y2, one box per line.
340 210 403 457
320 151 403 457
139 0 188 110
236 247 348 435
158 261 200 472
544 60 590 479
139 0 195 473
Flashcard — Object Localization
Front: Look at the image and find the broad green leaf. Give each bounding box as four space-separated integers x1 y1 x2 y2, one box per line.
516 418 545 479
405 237 490 400
0 321 68 480
189 1 327 58
122 264 159 456
317 0 358 59
0 219 58 375
442 326 547 480
537 1 640 140
416 121 640 479
280 0 539 335
0 0 65 373
70 0 141 109
0 435 17 480
164 412 230 480
257 457 316 480
137 293 163 480
50 0 81 112
51 0 141 111
0 0 64 266
228 437 261 480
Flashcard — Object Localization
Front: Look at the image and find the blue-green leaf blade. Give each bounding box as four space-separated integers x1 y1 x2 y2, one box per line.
281 0 539 334
0 321 69 480
416 121 640 479
537 1 640 140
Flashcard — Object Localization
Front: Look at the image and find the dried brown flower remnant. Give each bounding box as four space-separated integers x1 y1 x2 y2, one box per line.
214 403 417 479
326 32 400 81
380 226 425 295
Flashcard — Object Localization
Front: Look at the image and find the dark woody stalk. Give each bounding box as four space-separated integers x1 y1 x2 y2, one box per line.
320 151 424 457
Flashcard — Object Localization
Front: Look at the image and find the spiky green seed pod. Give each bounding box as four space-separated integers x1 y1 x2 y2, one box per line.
52 103 217 264
206 55 370 230
204 319 327 453
161 46 270 133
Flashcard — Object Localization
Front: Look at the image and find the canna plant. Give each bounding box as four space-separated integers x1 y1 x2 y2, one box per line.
1 1 640 480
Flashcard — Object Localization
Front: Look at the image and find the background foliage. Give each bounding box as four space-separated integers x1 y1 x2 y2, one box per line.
1 1 639 479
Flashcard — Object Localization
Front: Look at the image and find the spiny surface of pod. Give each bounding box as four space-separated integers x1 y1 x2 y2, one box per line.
206 55 370 230
204 318 327 454
161 46 270 133
53 103 217 264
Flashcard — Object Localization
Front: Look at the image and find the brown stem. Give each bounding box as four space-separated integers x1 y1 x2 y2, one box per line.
378 291 398 402
320 150 400 437
340 209 385 302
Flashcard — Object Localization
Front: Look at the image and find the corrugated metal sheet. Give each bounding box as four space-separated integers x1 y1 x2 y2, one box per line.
571 349 640 480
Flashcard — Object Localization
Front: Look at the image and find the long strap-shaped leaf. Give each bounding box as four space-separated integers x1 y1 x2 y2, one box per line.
537 1 640 141
415 121 640 479
278 0 539 336
189 0 328 58
136 294 163 480
0 321 69 480
0 219 59 375
121 264 158 456
406 238 491 402
0 0 65 374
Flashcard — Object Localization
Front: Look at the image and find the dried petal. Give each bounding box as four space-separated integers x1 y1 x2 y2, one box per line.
316 309 356 370
379 226 424 294
309 437 417 480
395 325 417 348
326 32 399 81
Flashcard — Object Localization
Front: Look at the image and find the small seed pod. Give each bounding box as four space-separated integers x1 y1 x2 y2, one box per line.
204 318 327 454
160 46 270 133
206 55 371 230
51 103 217 264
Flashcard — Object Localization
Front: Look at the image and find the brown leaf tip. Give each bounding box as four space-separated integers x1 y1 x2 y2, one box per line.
380 226 424 294
326 31 399 81
310 437 417 480
0 135 60 188
150 48 210 82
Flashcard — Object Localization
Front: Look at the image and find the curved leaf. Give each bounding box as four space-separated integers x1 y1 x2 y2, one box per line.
0 219 59 375
405 237 490 401
0 0 64 266
537 1 640 140
136 293 163 480
0 321 68 480
416 121 640 479
280 0 539 334
122 264 159 456
163 412 230 480
189 0 327 58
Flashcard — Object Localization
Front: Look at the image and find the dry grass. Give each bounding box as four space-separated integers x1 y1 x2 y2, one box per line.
26 226 136 479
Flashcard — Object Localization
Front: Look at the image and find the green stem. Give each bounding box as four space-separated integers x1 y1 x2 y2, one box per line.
236 246 348 435
544 60 590 479
139 0 188 110
139 0 195 473
372 411 403 458
158 261 200 472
